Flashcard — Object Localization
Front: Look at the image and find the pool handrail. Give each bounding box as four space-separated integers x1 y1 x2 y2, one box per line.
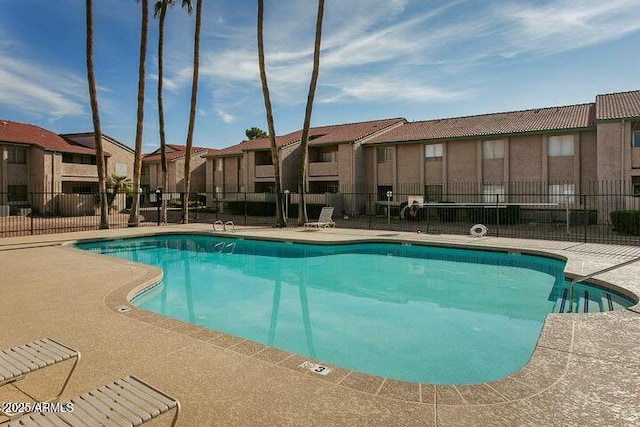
567 255 640 313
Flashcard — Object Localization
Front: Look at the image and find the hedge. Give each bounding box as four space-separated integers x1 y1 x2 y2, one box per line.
610 210 640 236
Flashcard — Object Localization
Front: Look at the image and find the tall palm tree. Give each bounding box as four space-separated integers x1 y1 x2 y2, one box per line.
297 0 325 226
128 0 149 227
85 0 109 229
257 0 285 227
182 0 202 224
154 0 192 223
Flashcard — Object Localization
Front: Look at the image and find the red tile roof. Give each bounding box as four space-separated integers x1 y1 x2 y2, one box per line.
203 118 406 157
595 90 640 121
0 120 99 154
143 144 209 162
364 104 595 144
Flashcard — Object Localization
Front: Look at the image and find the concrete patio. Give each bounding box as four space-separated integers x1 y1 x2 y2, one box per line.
0 224 638 426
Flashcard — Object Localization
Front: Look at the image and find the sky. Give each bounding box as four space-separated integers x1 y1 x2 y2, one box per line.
1 0 639 152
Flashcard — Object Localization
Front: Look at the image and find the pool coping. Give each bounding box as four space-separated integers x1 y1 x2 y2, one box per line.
63 228 640 407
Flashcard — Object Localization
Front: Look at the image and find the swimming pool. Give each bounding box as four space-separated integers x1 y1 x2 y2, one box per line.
77 235 633 384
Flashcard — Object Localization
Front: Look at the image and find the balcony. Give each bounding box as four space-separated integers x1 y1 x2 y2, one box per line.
308 161 338 177
255 164 275 178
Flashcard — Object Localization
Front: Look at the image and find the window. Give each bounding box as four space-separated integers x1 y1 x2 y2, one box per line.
7 146 26 164
8 185 27 202
310 147 337 163
424 184 443 202
425 144 443 161
549 183 575 205
483 184 505 203
62 153 97 164
548 135 574 156
255 151 273 166
633 131 640 148
255 182 274 193
377 185 393 201
309 181 339 193
377 147 393 163
632 177 640 196
214 158 223 171
482 140 504 159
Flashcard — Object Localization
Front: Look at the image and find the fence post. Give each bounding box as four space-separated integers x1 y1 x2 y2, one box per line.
368 192 372 230
582 194 587 243
30 192 34 235
495 193 500 237
244 192 248 226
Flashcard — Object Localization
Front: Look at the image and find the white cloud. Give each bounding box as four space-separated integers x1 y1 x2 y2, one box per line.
216 108 235 124
322 76 471 104
498 0 640 56
0 55 85 119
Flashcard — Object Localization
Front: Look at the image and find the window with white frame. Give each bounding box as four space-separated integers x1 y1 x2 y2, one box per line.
633 131 640 148
548 135 574 156
548 183 575 205
377 146 393 163
214 158 223 171
482 140 504 159
424 143 443 161
483 184 505 203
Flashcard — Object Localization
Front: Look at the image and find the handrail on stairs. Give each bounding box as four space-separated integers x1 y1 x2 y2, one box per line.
567 255 640 313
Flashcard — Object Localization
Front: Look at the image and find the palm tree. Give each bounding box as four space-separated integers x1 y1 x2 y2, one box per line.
154 0 192 223
182 0 202 224
297 0 325 226
128 0 149 227
257 0 285 227
85 0 109 229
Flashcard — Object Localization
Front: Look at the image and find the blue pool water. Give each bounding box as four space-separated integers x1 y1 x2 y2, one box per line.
76 235 633 384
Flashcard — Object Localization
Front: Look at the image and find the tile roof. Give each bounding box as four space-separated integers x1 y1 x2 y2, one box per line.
61 132 134 153
143 144 209 162
595 90 640 121
364 104 595 144
0 120 99 154
203 117 406 157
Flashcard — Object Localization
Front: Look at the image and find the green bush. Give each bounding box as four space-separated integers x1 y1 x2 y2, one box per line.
467 205 521 225
610 210 640 235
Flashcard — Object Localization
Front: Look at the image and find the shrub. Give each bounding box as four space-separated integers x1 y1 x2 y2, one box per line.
610 210 640 235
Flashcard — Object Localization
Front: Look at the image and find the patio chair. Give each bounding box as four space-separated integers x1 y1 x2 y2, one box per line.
304 207 335 228
0 338 80 407
5 375 180 427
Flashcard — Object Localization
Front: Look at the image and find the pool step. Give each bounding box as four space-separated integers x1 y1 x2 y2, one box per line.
553 289 621 314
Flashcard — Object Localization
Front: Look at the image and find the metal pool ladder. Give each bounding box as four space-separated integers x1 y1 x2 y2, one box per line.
213 220 236 232
567 255 640 313
214 241 236 254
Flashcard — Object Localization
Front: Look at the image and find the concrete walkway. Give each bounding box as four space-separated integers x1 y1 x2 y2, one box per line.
0 224 638 426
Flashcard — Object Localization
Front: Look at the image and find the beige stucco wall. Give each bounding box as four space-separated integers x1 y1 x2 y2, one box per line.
596 122 625 181
396 144 421 184
447 139 477 182
580 130 598 186
64 135 134 180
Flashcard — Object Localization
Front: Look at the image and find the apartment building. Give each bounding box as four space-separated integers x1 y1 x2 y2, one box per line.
202 118 406 198
141 144 208 195
0 120 134 215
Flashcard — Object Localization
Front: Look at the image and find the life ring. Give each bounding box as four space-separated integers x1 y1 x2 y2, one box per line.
470 224 488 237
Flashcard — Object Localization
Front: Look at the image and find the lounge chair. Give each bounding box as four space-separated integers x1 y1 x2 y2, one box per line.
304 207 335 228
0 338 80 406
5 375 180 427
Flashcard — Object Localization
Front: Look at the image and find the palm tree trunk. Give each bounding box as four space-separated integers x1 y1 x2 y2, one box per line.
128 0 149 227
182 0 202 224
158 0 168 224
257 0 285 227
86 0 109 229
297 0 325 226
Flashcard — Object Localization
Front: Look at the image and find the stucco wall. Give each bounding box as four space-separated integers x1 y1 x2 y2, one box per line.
447 140 477 182
397 144 421 183
596 122 624 181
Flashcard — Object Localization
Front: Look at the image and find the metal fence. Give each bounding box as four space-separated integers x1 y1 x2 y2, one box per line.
1 180 639 245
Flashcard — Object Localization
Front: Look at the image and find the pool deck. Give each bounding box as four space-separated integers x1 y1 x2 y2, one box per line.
0 224 639 426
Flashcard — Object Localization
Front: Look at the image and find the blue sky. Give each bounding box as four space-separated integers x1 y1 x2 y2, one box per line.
1 0 639 152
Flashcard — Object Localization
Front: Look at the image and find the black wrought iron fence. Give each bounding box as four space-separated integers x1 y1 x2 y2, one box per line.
1 181 639 245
